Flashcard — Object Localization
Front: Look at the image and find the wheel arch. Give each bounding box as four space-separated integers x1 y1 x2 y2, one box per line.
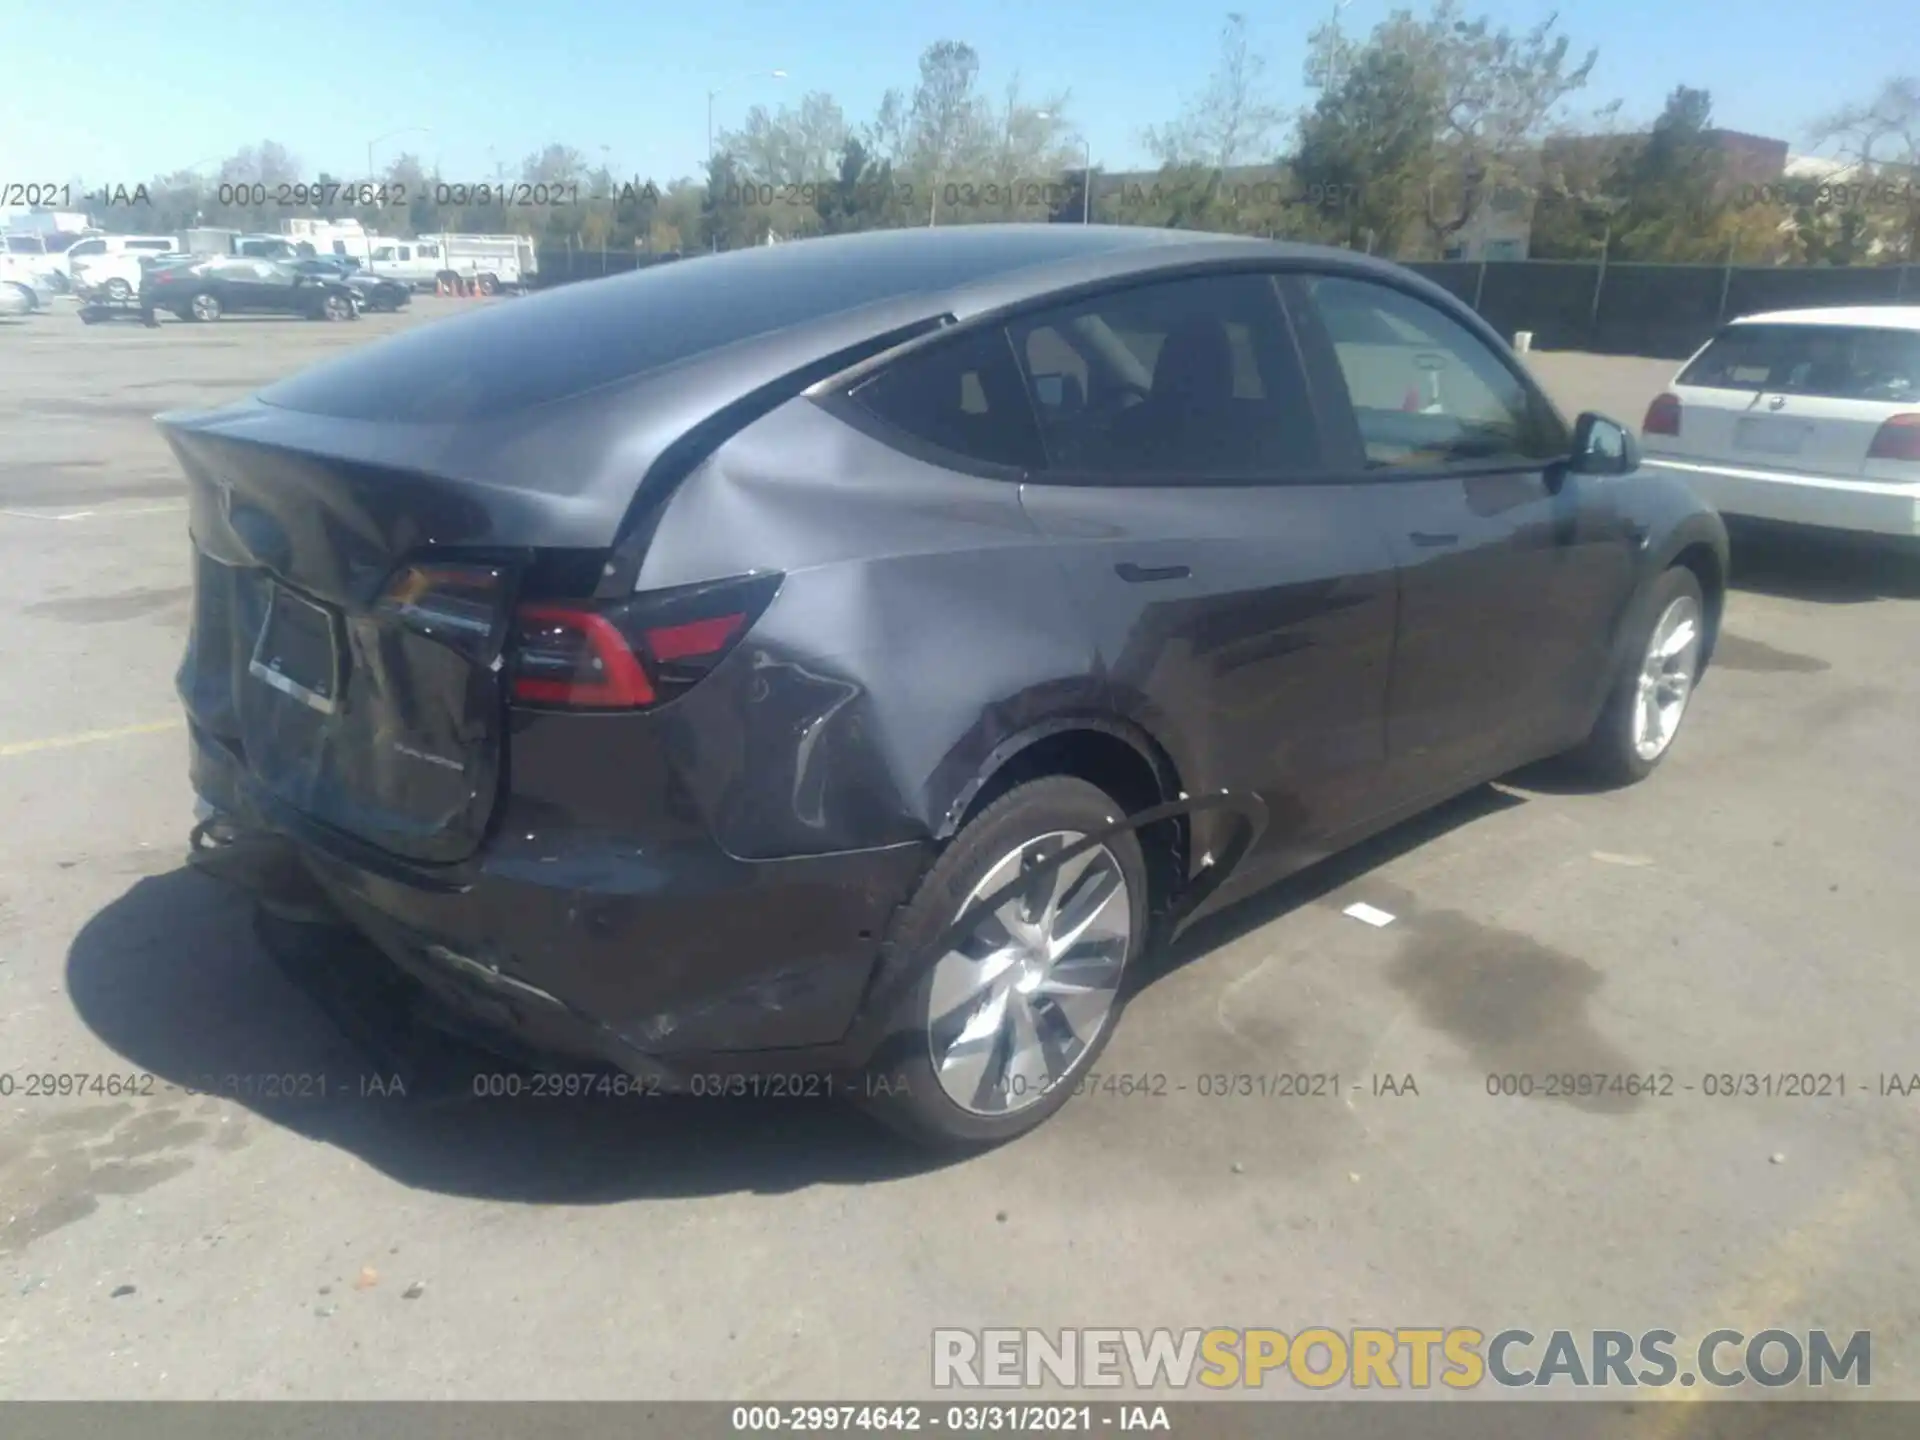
1667 539 1726 670
935 716 1191 927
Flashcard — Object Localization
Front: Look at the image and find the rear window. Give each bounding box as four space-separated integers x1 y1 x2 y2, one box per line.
1679 324 1920 403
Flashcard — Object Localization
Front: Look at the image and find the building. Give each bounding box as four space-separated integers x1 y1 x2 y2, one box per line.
1440 184 1534 261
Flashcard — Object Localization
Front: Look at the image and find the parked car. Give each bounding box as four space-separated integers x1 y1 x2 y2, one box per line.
291 256 410 312
66 233 181 292
1640 306 1920 545
2 231 76 292
0 254 57 313
72 251 150 303
141 256 359 322
163 226 1728 1147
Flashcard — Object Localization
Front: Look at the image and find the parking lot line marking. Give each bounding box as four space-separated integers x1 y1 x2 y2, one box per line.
0 718 184 758
1636 1152 1898 1429
0 503 187 522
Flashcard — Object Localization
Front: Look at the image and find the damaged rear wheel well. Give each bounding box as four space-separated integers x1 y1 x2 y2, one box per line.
953 727 1188 928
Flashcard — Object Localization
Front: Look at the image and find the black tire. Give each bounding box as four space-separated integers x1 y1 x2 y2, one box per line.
187 291 221 322
476 272 499 296
1568 565 1707 786
857 776 1149 1149
104 278 132 302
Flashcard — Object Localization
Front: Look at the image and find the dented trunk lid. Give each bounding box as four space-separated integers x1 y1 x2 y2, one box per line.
163 394 634 866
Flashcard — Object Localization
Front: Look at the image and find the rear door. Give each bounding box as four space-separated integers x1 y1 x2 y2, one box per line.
1002 271 1401 875
207 258 293 312
1665 321 1920 479
1289 271 1640 786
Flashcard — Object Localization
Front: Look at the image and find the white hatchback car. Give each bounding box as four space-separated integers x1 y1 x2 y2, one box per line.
1639 306 1920 542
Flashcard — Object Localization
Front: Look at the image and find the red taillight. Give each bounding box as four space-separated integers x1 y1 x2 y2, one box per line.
1867 413 1920 462
645 613 747 663
509 572 781 711
511 606 657 709
1643 392 1681 437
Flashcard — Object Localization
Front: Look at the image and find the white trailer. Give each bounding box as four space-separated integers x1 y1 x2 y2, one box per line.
425 233 539 293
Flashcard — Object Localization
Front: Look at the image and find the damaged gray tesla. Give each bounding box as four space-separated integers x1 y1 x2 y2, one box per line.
162 224 1728 1146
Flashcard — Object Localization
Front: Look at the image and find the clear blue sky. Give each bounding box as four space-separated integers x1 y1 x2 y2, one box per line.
1 0 1907 189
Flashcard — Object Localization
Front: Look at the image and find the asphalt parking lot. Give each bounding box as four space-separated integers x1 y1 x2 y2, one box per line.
1 295 1918 1404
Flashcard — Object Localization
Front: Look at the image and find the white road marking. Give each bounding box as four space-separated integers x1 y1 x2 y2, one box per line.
0 503 186 522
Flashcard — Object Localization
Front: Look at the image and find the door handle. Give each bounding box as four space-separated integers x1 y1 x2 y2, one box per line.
1409 531 1459 548
1115 562 1191 583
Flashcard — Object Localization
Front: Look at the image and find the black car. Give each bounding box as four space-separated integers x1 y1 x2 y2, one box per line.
161 226 1727 1146
142 255 359 322
292 257 411 313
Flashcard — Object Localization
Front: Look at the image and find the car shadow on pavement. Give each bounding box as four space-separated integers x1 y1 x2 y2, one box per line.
1725 521 1920 604
1155 782 1528 975
65 866 947 1203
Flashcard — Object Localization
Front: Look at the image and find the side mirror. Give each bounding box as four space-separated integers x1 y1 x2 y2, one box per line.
1569 411 1639 476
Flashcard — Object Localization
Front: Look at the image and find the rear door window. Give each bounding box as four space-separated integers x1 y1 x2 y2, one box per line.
1004 273 1323 479
848 327 1044 471
1680 324 1920 404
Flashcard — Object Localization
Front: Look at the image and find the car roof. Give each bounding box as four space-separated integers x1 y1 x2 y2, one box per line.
254 224 1410 427
1728 305 1920 331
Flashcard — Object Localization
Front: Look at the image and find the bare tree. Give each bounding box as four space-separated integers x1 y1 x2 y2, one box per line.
1808 76 1920 259
910 40 994 211
1145 13 1287 170
722 92 853 185
1349 2 1597 251
1811 76 1920 171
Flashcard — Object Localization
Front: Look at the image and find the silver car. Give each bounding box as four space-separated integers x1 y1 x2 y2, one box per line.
0 257 58 315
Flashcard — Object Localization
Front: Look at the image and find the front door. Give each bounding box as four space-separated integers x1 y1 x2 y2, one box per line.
1286 272 1641 791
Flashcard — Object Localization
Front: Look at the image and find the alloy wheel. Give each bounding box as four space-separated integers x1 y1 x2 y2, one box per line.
1632 594 1702 761
926 831 1131 1116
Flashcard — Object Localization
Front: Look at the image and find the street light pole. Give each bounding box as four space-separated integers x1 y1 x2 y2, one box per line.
363 128 430 274
367 127 431 184
1034 113 1095 224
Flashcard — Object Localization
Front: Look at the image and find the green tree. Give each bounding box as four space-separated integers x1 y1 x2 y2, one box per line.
1607 87 1742 260
1292 44 1443 252
815 137 908 233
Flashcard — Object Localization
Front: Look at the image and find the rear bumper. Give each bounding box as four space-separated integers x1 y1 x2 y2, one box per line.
189 721 932 1081
1644 456 1920 539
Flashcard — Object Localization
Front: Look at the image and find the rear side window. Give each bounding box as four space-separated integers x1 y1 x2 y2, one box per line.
849 327 1044 470
1303 275 1568 467
1004 273 1322 479
1680 324 1920 403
